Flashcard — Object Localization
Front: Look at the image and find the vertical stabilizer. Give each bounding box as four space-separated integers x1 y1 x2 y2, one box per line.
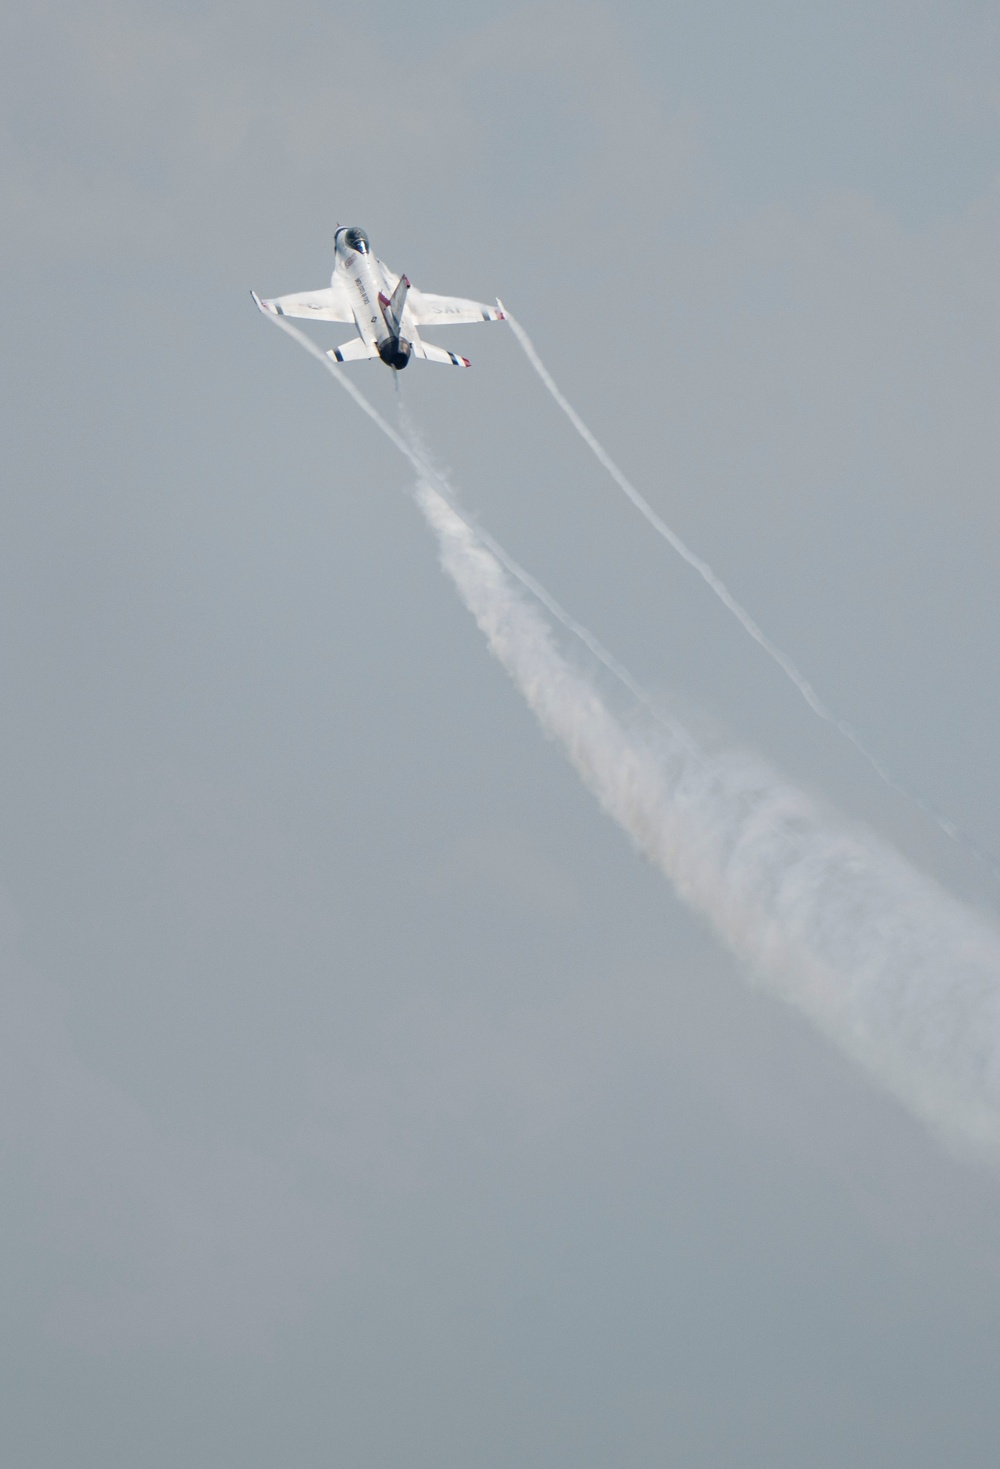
379 274 410 338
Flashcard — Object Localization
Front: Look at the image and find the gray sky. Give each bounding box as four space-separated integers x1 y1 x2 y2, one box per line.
4 2 1000 1465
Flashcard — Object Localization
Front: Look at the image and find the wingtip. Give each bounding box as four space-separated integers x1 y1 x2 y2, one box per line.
250 289 268 314
495 297 506 320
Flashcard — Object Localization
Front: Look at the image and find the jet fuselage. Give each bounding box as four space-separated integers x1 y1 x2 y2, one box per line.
335 226 411 368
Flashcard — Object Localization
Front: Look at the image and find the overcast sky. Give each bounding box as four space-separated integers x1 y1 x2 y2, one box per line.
4 2 1000 1465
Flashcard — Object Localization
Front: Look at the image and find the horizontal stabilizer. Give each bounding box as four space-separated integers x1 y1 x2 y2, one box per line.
326 338 380 364
410 339 471 368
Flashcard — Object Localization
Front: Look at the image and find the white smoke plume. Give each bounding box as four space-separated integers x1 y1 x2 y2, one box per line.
418 481 1000 1167
262 310 1000 1167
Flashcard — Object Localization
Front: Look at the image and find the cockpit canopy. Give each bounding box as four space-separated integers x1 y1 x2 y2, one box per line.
342 226 370 255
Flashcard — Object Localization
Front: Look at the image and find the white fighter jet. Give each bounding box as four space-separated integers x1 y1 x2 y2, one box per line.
252 226 504 370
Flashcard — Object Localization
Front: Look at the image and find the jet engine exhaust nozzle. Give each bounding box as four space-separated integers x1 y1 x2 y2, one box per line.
378 336 412 370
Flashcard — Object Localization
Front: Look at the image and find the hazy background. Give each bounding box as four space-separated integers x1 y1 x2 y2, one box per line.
3 2 1000 1464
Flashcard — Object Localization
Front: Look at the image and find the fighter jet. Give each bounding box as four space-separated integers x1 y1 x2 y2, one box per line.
252 226 504 370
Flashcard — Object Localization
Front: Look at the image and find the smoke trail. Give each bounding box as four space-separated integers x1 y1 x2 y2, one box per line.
502 306 996 873
262 312 674 719
418 480 1000 1167
260 310 1000 1166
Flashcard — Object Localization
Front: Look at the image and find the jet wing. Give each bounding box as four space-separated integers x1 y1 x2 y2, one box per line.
252 279 354 323
406 288 504 326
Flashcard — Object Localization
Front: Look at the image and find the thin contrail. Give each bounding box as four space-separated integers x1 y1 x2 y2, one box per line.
502 306 997 875
260 307 1000 1166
